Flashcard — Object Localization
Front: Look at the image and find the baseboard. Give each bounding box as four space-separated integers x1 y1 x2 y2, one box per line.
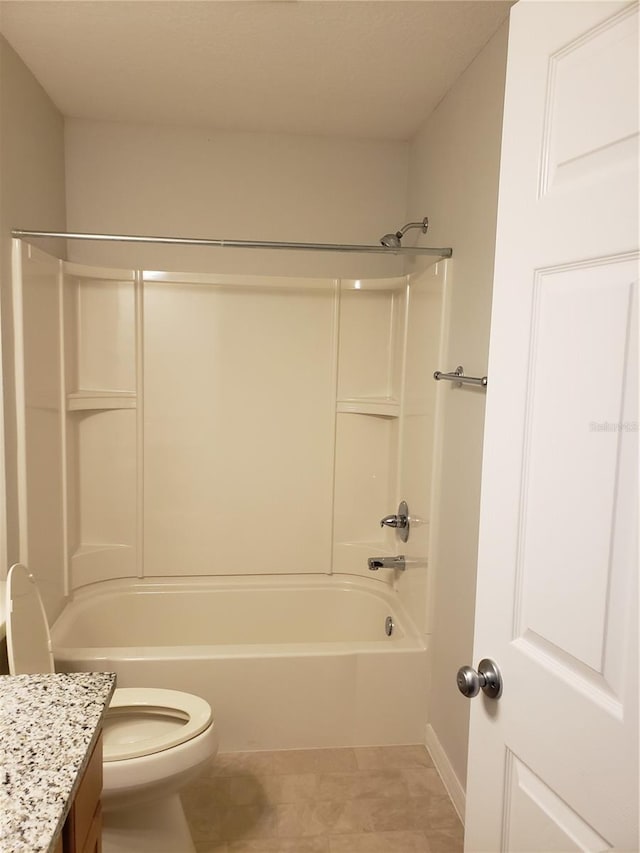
424 723 466 823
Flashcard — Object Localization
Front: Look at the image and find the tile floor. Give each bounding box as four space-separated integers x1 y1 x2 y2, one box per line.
181 745 464 853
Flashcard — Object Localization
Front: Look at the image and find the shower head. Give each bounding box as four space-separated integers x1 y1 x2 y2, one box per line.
380 231 403 249
380 217 429 248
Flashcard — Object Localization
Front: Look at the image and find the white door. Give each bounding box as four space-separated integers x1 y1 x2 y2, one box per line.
465 1 639 851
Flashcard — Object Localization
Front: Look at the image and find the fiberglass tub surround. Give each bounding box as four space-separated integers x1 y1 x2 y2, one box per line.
14 240 448 750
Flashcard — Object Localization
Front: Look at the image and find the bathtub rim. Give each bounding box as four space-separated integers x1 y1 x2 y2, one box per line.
51 573 427 660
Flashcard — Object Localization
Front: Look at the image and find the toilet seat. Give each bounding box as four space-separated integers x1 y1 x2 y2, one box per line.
104 687 213 761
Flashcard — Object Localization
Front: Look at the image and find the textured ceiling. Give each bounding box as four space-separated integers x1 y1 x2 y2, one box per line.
0 1 512 141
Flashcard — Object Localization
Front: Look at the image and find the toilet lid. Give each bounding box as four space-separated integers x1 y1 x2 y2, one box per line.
104 687 214 761
5 563 55 675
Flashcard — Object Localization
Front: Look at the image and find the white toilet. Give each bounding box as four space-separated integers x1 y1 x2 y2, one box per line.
5 563 218 853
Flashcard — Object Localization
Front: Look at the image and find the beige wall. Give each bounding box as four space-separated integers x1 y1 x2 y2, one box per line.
0 35 66 574
405 22 509 794
64 120 408 279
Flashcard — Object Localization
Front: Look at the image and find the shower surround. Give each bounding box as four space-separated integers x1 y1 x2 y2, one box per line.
13 240 447 748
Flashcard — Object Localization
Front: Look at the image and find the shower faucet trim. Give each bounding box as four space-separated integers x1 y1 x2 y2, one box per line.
380 500 410 543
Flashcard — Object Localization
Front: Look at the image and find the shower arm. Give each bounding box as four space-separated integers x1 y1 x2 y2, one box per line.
11 228 452 258
396 217 429 239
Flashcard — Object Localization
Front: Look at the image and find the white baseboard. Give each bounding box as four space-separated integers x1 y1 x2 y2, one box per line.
424 723 466 823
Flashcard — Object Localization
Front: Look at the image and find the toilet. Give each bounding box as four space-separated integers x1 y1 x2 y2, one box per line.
5 563 218 853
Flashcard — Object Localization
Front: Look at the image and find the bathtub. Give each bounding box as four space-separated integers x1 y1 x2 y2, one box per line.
52 575 429 751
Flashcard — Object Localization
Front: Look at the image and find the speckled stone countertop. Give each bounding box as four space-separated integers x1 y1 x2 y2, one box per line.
0 672 116 853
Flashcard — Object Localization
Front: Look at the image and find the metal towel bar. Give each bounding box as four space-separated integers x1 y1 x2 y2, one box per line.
433 365 487 388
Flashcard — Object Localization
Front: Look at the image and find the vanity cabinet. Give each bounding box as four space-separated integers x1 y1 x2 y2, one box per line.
61 734 103 853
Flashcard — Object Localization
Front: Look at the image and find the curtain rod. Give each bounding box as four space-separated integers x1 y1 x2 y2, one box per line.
12 230 453 258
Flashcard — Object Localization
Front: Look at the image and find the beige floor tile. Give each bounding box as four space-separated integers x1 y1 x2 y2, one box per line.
279 840 330 853
275 772 319 803
270 748 358 774
228 775 270 806
185 747 462 853
355 746 434 771
365 796 421 832
276 838 330 853
328 829 431 852
227 839 329 853
422 826 464 853
411 795 463 832
403 767 449 797
277 799 373 837
226 773 320 807
314 771 358 800
222 803 279 842
316 769 409 801
212 752 277 778
195 841 228 853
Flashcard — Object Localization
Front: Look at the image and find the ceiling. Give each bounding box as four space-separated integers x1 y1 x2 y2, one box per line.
0 1 513 141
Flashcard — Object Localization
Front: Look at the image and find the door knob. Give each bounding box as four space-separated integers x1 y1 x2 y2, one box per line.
456 659 502 699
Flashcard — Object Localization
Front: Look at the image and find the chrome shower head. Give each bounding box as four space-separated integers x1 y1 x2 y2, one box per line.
380 231 403 249
380 217 429 248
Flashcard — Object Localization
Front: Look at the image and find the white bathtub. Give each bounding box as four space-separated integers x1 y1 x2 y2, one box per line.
52 575 429 751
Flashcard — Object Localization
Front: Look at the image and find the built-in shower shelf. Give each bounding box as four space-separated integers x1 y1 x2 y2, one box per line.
67 390 137 411
336 397 400 417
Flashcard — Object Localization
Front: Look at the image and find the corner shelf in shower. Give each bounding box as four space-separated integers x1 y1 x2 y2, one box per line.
66 390 137 411
336 397 400 417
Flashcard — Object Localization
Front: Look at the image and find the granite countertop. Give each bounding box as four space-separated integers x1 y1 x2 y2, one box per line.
0 672 116 853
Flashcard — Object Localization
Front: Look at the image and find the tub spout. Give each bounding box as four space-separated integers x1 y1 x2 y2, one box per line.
367 555 406 571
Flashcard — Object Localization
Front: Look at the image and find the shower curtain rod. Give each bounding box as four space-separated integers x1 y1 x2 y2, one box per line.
12 229 453 258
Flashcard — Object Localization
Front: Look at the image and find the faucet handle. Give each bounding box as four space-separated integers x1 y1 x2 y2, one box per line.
379 501 410 542
380 514 404 529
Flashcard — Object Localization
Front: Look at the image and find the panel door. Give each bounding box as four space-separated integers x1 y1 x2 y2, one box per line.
465 2 639 849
